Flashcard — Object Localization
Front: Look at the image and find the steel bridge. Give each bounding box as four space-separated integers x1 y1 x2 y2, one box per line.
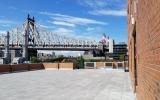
0 15 104 60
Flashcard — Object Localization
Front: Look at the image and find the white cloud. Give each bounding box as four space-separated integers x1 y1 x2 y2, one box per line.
86 26 102 32
40 12 55 16
50 21 76 27
76 35 100 41
78 0 107 8
78 0 127 17
78 0 127 9
0 19 20 32
0 30 6 34
51 27 101 41
39 12 106 41
40 12 107 26
86 27 95 31
51 13 107 25
0 19 15 24
52 28 74 36
1 24 11 27
0 19 16 34
89 9 127 16
40 24 55 29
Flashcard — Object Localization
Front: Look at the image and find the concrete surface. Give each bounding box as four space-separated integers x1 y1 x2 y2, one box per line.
0 69 136 100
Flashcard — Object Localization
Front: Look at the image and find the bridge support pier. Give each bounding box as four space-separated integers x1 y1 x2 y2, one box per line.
28 49 37 61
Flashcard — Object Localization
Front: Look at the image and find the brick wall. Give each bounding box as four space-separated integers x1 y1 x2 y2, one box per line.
128 0 160 100
29 64 43 70
0 64 11 73
12 64 29 72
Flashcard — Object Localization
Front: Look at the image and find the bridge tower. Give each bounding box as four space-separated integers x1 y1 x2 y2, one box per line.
23 14 35 60
4 31 10 64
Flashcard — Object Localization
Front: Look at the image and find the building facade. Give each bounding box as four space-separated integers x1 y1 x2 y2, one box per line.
105 42 128 60
91 41 128 60
128 0 160 100
37 52 55 61
113 43 128 60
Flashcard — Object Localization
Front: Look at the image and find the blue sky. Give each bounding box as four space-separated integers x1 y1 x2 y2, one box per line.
0 0 127 43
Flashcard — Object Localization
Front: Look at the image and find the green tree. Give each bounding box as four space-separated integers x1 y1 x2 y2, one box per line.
31 57 41 63
76 56 85 69
119 54 125 61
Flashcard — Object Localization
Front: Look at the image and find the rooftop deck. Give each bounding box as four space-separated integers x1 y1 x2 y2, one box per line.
0 69 135 100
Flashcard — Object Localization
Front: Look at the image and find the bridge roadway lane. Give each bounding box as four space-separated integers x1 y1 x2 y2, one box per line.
0 47 102 51
0 69 136 100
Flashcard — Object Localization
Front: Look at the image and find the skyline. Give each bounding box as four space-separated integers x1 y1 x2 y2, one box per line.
0 0 127 43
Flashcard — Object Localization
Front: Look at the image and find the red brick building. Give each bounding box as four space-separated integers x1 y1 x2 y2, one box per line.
128 0 160 100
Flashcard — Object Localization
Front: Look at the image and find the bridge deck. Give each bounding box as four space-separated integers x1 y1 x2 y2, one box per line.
0 46 103 51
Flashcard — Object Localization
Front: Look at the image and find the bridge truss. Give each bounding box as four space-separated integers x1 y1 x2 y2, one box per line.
0 15 103 60
0 15 101 49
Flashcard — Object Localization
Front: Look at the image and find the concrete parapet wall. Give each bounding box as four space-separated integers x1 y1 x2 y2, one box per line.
117 62 124 68
0 62 126 74
43 63 58 70
84 61 126 69
96 62 104 69
112 63 117 69
0 63 75 74
59 63 74 70
104 62 113 68
84 62 96 69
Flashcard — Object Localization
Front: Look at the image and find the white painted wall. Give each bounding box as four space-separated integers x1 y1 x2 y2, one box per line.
109 39 113 53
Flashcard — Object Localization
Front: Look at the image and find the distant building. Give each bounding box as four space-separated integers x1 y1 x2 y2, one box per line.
37 52 56 61
10 50 22 62
84 35 128 60
109 38 114 53
0 50 22 64
99 34 128 60
107 42 128 60
0 50 4 58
